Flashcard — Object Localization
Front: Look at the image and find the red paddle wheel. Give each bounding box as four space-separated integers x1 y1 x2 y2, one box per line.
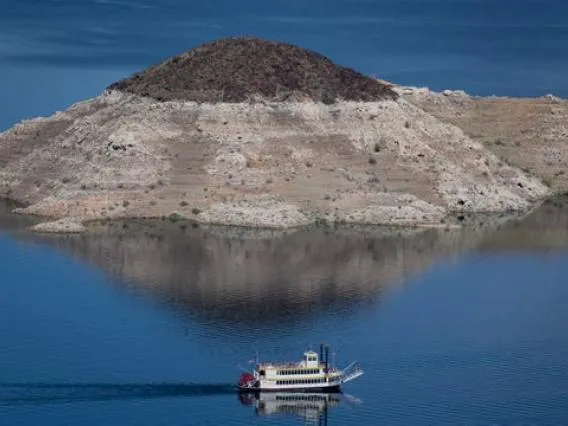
238 372 257 389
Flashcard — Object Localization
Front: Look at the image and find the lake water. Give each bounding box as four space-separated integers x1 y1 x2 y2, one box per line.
2 1 568 424
1 199 568 425
1 0 568 131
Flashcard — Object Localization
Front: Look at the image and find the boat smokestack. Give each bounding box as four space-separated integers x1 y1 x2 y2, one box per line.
325 345 329 372
320 343 324 364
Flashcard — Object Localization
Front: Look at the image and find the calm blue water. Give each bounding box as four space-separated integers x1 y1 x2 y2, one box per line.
1 201 568 425
2 1 568 424
1 0 568 130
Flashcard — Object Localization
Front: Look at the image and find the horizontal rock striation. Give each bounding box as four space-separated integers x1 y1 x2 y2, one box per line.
0 38 561 231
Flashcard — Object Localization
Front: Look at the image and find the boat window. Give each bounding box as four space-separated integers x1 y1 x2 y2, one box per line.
259 370 265 376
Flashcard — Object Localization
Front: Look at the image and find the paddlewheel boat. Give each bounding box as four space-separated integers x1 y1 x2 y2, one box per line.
238 344 363 392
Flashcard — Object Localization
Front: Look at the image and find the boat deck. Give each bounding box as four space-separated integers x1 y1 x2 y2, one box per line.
256 361 338 371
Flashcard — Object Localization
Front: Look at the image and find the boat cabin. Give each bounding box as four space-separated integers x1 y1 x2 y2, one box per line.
257 348 333 381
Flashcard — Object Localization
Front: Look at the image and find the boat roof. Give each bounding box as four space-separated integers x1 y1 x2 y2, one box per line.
257 362 308 368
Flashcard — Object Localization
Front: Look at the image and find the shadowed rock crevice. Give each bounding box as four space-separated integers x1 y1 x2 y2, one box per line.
107 37 398 103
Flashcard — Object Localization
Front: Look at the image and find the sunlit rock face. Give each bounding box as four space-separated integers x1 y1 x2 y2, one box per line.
0 38 550 231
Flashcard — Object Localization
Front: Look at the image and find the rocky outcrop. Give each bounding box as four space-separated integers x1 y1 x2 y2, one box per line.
396 84 568 193
0 38 558 231
108 37 397 103
0 88 551 231
29 217 86 233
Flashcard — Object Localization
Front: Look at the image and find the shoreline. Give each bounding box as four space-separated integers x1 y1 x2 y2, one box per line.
0 194 547 235
1 85 565 234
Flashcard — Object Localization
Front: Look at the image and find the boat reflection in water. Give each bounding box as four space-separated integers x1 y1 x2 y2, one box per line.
239 391 345 425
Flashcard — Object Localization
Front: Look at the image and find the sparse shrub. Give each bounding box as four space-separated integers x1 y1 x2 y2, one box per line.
373 143 381 152
404 121 411 129
122 200 130 207
80 183 87 190
180 200 189 207
191 208 201 215
314 217 329 227
149 200 157 206
321 91 336 105
168 213 183 222
368 157 377 165
305 161 312 168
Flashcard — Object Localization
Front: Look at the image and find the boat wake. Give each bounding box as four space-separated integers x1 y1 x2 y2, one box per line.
0 382 236 407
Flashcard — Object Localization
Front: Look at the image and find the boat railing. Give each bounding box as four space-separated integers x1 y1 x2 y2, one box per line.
257 362 303 368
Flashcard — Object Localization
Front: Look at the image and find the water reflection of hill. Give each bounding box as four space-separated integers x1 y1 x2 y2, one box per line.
477 201 568 252
0 199 38 230
2 198 566 325
0 211 508 326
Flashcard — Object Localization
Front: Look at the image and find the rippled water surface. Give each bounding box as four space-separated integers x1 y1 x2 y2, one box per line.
1 199 568 425
2 0 568 130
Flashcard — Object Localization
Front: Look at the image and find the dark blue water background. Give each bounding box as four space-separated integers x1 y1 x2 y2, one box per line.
1 0 568 130
1 200 568 425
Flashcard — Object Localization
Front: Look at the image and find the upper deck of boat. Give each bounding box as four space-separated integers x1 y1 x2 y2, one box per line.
256 361 337 372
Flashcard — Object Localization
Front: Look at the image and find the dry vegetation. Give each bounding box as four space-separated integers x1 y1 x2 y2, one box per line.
108 37 398 103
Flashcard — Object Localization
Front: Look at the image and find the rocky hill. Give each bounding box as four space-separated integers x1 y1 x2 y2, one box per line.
0 37 562 232
108 37 398 103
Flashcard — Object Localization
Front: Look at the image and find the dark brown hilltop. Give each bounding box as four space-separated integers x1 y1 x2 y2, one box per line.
107 37 398 103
